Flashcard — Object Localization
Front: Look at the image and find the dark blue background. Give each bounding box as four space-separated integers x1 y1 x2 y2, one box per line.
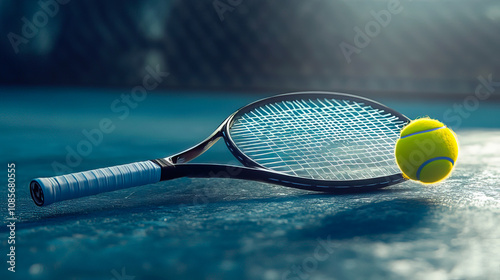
1 0 500 98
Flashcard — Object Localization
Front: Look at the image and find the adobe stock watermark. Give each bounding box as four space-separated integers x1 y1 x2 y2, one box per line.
176 164 243 214
213 0 244 21
443 74 500 130
51 65 169 175
443 74 500 191
339 0 409 64
7 0 70 54
6 163 17 273
282 235 338 280
397 74 499 184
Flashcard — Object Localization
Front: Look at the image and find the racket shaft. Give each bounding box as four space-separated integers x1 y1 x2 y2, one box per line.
30 161 161 206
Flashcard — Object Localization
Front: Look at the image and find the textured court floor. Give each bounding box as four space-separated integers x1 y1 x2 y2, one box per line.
1 89 499 280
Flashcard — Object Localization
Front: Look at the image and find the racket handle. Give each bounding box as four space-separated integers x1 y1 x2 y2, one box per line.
30 161 161 207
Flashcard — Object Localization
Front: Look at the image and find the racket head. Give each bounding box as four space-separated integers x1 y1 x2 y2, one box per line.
221 92 410 188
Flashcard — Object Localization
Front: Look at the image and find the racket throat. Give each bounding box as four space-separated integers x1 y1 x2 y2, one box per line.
150 158 182 181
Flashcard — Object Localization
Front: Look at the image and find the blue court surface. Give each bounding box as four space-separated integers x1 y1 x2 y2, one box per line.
1 88 500 280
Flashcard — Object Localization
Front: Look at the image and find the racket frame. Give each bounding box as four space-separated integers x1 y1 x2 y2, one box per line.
152 91 411 192
31 91 411 206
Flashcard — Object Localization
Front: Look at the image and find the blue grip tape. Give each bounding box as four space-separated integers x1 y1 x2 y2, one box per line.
31 161 161 206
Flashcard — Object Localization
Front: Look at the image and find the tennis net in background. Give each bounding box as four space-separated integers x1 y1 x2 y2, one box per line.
1 0 499 98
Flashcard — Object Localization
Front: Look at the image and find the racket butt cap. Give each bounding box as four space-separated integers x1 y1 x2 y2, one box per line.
30 179 46 206
30 177 58 207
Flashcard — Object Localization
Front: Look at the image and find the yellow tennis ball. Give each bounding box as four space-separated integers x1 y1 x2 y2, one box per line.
395 118 459 184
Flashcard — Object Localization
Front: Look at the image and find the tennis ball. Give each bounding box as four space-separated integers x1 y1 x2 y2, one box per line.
395 118 458 184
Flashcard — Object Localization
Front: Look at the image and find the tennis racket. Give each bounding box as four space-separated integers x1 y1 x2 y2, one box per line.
30 92 410 206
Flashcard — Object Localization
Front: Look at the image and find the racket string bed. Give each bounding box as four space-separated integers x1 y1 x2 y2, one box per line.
229 98 406 181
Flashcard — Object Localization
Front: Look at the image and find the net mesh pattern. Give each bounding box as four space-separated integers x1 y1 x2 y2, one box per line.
229 98 407 181
2 0 500 95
